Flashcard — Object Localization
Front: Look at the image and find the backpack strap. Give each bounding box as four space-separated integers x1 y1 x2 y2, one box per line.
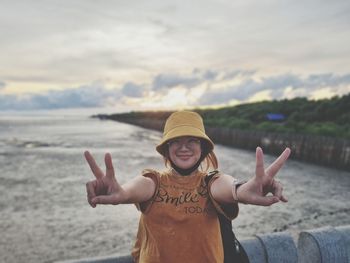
205 170 250 263
205 170 219 185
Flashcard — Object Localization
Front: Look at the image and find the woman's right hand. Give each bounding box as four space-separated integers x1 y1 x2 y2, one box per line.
84 151 126 207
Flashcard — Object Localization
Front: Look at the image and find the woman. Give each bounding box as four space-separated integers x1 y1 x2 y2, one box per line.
85 111 290 263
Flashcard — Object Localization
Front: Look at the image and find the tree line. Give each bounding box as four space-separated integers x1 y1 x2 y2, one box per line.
101 93 350 139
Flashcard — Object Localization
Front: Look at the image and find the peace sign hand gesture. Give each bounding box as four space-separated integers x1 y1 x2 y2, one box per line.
84 151 126 208
236 147 291 206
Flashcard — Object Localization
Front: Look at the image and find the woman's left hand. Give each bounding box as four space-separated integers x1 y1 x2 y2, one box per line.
236 147 291 206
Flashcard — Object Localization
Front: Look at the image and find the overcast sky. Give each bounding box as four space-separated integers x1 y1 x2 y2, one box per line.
0 0 349 111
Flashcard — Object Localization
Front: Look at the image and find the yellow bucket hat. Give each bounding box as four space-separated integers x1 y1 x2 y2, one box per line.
156 111 214 156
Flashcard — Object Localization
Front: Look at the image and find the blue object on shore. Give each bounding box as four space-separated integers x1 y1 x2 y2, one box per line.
266 113 285 121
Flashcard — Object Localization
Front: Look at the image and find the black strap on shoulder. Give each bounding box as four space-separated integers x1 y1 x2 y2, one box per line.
205 171 250 263
205 170 219 185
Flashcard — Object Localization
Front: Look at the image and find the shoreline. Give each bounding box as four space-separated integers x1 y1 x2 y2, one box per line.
93 113 350 171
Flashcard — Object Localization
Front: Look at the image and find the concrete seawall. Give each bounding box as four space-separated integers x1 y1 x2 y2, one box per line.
57 225 350 263
94 115 350 171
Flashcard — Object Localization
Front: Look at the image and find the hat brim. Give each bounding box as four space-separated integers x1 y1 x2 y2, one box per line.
156 125 214 156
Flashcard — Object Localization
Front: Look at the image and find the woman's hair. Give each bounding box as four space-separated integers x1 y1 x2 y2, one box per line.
163 139 218 171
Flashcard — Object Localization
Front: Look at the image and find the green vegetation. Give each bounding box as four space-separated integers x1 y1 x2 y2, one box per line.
105 93 350 139
196 93 350 139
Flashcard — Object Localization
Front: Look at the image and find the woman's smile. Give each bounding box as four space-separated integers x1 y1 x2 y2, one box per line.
177 154 193 160
168 136 202 169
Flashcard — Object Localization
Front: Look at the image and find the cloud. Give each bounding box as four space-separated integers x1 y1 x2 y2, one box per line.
1 0 350 94
202 70 218 81
151 69 228 92
1 69 350 111
121 82 144 98
304 73 350 88
152 73 200 91
221 70 256 80
0 81 6 89
199 72 350 105
0 83 120 110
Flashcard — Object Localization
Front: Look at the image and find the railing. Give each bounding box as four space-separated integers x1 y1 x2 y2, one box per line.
57 225 350 263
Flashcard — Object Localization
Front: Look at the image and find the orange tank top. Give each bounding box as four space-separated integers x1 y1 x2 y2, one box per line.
131 169 238 263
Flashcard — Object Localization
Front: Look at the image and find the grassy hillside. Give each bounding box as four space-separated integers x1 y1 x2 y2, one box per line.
104 93 350 139
196 93 350 139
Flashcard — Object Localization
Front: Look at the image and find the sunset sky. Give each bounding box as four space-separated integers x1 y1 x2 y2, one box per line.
0 0 349 112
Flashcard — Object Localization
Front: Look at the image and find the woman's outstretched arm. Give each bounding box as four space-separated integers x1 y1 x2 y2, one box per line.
84 151 156 208
210 147 291 206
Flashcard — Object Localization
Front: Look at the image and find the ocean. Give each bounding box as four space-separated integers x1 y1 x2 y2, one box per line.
0 111 349 263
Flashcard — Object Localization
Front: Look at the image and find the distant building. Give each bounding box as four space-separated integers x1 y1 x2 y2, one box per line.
266 113 285 121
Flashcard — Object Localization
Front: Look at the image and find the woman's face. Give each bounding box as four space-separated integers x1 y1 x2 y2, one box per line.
168 136 202 169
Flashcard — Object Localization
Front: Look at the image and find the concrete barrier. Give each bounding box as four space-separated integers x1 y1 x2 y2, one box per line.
56 225 350 263
240 237 267 263
256 232 298 263
238 232 298 263
298 226 350 263
337 225 350 260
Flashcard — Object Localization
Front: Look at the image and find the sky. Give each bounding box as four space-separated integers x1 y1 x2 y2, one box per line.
0 0 349 112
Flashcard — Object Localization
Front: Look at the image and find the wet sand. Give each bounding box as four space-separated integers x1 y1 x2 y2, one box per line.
1 116 349 263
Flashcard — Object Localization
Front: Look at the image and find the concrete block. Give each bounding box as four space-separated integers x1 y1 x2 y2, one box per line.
298 226 348 263
336 225 350 261
241 237 267 263
256 231 298 263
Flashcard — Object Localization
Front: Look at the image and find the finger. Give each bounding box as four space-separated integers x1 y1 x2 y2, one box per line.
86 181 97 208
266 147 291 179
84 151 104 179
255 147 265 178
272 181 283 200
251 195 279 206
105 153 115 179
280 195 288 202
92 195 117 206
270 181 288 202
